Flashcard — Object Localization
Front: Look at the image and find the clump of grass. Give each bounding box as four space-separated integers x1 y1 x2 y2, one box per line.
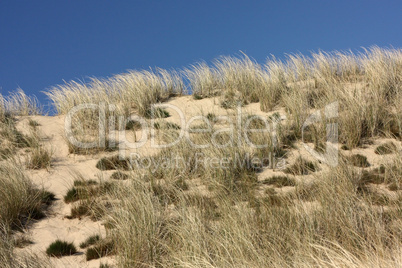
96 155 131 170
2 89 42 116
284 157 318 175
145 107 170 119
99 264 113 268
13 235 34 248
69 203 90 219
220 96 243 109
193 94 204 100
64 179 116 220
206 112 216 122
79 234 100 249
26 146 52 169
0 161 54 230
165 122 181 130
40 190 57 205
86 239 115 261
67 139 117 155
375 142 397 155
153 122 161 129
261 175 295 187
65 180 115 204
73 179 98 187
341 144 350 150
185 62 221 98
46 240 77 258
354 166 387 194
64 187 79 203
360 167 386 185
0 115 40 160
244 114 268 129
125 120 142 130
349 154 370 167
28 119 40 128
110 171 129 180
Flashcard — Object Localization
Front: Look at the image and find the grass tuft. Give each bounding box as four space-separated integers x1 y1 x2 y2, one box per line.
349 154 370 167
145 107 170 119
284 157 318 175
26 146 52 169
261 175 295 187
96 155 131 170
110 171 129 180
125 120 142 130
73 179 98 187
375 142 397 155
64 187 79 203
46 240 77 258
80 234 101 249
86 239 115 261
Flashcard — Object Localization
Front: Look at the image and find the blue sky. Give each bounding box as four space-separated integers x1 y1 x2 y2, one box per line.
0 1 401 107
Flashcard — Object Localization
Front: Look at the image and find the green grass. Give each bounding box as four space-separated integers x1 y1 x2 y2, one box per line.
125 120 142 130
99 264 113 268
110 171 129 180
80 234 101 249
86 239 115 261
40 190 57 205
69 203 89 219
46 240 77 258
73 179 98 187
145 107 170 119
64 187 79 203
26 146 52 169
96 155 131 170
193 94 204 100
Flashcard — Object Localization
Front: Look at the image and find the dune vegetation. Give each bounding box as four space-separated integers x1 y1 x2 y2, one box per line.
0 46 401 267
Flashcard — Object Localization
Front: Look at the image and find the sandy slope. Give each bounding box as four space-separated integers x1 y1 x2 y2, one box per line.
13 96 401 267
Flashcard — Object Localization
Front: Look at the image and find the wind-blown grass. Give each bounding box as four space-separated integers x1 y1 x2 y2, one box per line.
0 160 54 231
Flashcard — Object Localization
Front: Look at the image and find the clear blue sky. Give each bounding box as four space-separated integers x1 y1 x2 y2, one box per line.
0 1 401 106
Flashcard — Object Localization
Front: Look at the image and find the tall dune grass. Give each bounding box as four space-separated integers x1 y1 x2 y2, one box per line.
0 89 42 117
103 156 402 267
45 68 184 116
44 47 401 152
